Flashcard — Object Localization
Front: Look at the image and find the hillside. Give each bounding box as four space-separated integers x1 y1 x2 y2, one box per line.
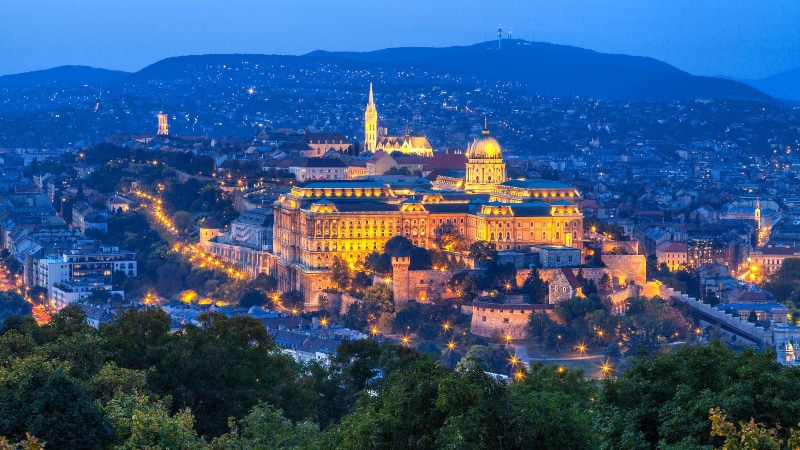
0 65 130 88
742 68 800 101
310 40 774 102
126 40 774 102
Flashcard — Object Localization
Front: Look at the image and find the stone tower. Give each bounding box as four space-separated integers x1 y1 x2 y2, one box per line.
157 112 169 136
364 83 378 152
391 254 411 306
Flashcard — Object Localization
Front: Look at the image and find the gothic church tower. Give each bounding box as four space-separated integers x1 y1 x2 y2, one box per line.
364 83 378 152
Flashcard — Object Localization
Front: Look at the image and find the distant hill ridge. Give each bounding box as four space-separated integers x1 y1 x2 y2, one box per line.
740 68 800 101
1 41 779 102
0 65 130 88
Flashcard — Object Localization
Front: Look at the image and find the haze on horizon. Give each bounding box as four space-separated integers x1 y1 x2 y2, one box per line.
1 0 798 80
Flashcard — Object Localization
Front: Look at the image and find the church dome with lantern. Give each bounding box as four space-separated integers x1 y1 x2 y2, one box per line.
467 127 502 160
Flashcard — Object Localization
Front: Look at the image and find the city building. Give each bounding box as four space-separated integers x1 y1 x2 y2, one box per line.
270 131 584 307
28 246 137 305
201 209 274 278
656 241 688 271
749 245 800 276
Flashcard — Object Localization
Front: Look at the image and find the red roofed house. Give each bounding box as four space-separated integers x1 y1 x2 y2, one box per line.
656 241 688 271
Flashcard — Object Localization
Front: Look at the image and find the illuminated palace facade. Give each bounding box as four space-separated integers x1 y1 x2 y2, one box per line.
271 127 584 308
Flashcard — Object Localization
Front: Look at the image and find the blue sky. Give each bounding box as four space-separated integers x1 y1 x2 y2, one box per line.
1 0 798 79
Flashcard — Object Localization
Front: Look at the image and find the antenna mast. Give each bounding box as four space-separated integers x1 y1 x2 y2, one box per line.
498 24 502 49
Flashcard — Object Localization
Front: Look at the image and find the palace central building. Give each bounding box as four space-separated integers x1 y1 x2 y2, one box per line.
271 112 584 308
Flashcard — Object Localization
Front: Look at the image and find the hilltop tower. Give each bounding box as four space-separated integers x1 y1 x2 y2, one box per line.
364 83 378 152
391 254 411 306
464 119 506 193
157 112 169 136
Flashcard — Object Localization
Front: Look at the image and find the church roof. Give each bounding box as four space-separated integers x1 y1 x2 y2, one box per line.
376 136 433 150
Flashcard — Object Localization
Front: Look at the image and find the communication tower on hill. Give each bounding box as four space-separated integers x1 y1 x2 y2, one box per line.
498 24 502 50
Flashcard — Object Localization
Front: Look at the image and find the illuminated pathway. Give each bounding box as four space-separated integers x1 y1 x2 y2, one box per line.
133 189 247 281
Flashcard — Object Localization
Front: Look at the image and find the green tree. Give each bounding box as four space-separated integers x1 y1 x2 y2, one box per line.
0 292 32 324
764 257 800 302
331 256 351 291
350 271 372 294
172 211 195 234
488 262 517 290
525 311 553 346
469 241 498 266
100 308 172 371
149 313 310 437
598 273 613 293
435 223 467 252
522 269 549 303
363 284 394 315
457 345 511 375
239 290 268 308
0 356 113 449
447 272 481 303
596 341 800 449
280 290 305 310
211 403 319 449
104 391 204 450
364 252 392 274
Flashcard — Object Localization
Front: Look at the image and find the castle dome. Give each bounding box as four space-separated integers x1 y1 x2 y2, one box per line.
468 128 502 160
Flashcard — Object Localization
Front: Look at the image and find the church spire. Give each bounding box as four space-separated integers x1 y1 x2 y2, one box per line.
364 83 378 151
368 82 374 106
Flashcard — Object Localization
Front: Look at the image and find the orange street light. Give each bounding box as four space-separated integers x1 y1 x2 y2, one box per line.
370 326 379 337
514 370 525 381
505 334 512 344
443 322 450 332
509 356 520 367
601 361 612 376
320 317 328 327
577 343 586 355
447 341 456 351
401 336 410 346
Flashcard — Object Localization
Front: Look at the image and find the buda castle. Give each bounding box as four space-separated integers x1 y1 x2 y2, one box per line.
268 95 585 307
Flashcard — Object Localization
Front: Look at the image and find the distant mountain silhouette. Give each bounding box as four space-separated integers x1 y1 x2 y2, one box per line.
2 41 776 103
309 40 775 102
0 65 130 88
741 68 800 101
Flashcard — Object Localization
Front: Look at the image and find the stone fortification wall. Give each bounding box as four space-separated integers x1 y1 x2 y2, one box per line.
661 285 768 345
515 255 646 290
470 301 553 339
602 240 639 255
391 262 478 305
339 294 362 316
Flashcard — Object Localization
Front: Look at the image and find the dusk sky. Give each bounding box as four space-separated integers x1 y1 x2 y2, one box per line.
1 0 798 79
